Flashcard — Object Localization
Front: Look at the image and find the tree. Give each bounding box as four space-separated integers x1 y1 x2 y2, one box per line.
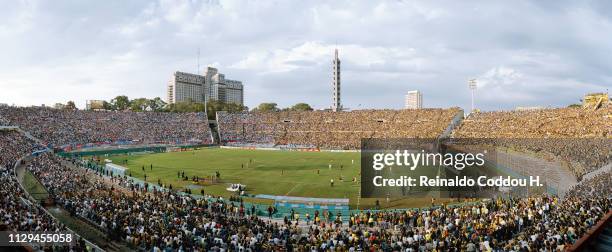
53 103 66 110
111 95 130 111
148 97 167 112
290 103 313 111
65 101 77 110
166 101 205 113
102 101 113 111
567 104 581 108
130 98 149 112
252 103 279 112
205 100 246 119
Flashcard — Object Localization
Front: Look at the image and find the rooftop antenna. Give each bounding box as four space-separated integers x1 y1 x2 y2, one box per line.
335 41 339 58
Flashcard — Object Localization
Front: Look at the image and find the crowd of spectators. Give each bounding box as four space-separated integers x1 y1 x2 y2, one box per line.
217 109 462 149
1 105 610 251
0 106 213 147
0 128 610 251
455 107 610 138
0 114 9 126
0 130 85 250
13 148 611 251
453 107 611 178
349 173 609 251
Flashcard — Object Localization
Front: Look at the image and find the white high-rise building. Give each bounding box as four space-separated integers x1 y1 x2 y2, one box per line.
405 90 423 109
167 67 243 105
332 49 342 112
203 67 244 105
167 71 206 104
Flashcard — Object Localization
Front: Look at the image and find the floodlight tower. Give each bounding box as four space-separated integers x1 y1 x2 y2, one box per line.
468 79 477 113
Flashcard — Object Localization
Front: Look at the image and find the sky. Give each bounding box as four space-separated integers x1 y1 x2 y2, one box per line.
0 0 611 111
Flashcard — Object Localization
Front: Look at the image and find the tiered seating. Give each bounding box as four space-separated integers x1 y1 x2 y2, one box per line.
453 107 612 177
0 106 213 147
218 108 462 149
0 130 68 235
0 107 610 250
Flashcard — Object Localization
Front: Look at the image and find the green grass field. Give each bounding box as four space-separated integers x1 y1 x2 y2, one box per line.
110 148 362 199
108 148 453 208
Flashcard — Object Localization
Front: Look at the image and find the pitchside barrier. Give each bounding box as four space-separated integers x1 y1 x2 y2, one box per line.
57 144 215 157
265 198 490 221
350 200 487 215
255 195 350 219
220 145 360 153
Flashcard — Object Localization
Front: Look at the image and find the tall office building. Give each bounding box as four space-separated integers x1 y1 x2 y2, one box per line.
332 49 342 112
167 67 243 105
203 67 244 105
405 90 423 109
167 71 206 104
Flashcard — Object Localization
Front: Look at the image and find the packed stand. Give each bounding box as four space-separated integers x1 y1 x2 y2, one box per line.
3 104 610 251
337 173 610 251
453 107 612 178
217 108 462 150
0 106 213 147
0 130 82 250
0 115 9 126
19 148 609 251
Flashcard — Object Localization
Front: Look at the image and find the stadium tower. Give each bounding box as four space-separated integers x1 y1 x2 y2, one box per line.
332 48 342 112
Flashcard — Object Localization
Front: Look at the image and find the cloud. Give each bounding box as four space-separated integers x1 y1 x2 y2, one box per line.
231 41 419 74
0 0 610 110
478 67 524 88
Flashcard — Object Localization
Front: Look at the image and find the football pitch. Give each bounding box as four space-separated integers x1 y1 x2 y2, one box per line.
111 148 362 200
109 147 447 208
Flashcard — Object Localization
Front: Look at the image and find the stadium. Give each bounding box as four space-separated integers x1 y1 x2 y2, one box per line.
1 2 612 252
0 103 610 251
